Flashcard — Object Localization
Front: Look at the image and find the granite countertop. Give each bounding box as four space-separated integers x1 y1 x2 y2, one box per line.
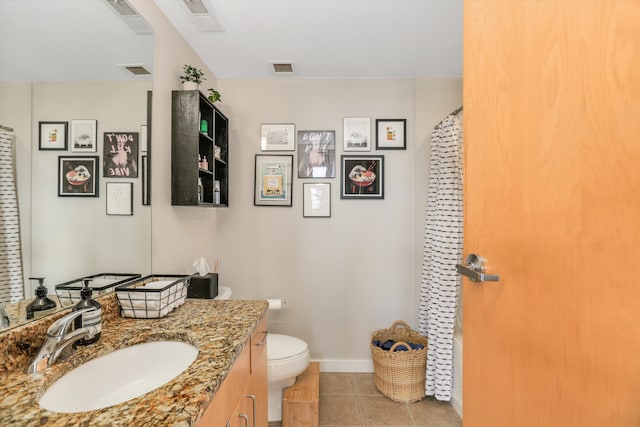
0 298 268 426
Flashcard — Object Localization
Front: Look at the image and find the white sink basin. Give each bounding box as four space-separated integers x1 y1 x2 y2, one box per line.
39 341 198 413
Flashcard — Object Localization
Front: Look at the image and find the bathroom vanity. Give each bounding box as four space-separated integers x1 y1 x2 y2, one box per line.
0 295 268 426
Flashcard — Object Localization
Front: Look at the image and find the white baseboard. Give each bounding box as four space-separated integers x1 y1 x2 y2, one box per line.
312 358 374 373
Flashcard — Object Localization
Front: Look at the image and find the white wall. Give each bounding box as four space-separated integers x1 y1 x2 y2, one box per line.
131 0 222 276
135 0 463 371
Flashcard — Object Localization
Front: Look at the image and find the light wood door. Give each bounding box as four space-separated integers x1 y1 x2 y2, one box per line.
463 1 640 426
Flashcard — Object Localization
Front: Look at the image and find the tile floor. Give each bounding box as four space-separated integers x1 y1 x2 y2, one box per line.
268 372 462 427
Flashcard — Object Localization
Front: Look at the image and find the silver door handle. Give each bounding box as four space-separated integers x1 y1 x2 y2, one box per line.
456 254 500 282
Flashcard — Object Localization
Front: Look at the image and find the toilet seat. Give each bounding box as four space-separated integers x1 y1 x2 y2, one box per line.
267 334 308 361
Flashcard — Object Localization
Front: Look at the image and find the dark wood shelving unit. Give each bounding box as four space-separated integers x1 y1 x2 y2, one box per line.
171 90 228 207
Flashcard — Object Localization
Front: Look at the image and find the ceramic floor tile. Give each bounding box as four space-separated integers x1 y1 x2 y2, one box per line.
358 395 414 426
407 397 462 427
320 372 357 395
354 373 381 395
319 394 361 426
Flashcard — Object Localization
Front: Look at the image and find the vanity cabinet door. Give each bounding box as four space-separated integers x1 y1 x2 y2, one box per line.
249 316 268 427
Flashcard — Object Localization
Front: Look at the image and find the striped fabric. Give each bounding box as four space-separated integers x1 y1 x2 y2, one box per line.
0 127 24 304
418 114 464 401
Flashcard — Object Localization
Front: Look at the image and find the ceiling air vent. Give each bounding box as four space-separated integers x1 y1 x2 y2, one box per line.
182 0 209 14
123 65 151 75
273 63 294 73
104 0 152 35
181 0 223 32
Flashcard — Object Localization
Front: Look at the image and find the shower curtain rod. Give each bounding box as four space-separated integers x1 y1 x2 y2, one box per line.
0 124 14 132
433 106 463 130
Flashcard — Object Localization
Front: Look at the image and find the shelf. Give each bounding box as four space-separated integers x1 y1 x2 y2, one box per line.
171 90 229 207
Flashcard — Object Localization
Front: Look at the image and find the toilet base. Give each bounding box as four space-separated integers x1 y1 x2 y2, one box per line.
268 378 296 422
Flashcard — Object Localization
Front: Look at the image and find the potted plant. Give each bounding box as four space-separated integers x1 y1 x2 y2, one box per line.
180 65 206 90
207 88 222 103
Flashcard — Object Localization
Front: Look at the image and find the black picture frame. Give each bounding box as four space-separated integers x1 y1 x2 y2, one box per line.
58 156 100 197
38 121 68 151
340 155 384 199
376 119 407 150
297 130 336 178
254 154 294 206
103 131 139 178
106 182 133 215
141 154 150 206
303 182 331 217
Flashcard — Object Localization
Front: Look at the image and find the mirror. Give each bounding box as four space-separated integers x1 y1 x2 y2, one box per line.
0 0 154 331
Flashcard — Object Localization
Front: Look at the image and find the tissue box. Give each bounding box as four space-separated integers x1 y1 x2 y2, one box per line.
188 273 218 299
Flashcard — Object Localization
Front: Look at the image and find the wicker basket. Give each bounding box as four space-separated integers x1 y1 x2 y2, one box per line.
370 320 428 403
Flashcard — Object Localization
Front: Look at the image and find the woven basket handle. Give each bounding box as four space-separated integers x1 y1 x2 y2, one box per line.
390 320 411 331
389 341 411 352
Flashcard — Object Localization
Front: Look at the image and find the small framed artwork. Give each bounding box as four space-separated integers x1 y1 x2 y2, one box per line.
341 155 384 199
141 155 150 206
254 154 294 206
376 119 406 150
106 182 133 215
343 117 371 151
140 125 148 153
303 183 331 218
297 130 336 178
38 121 68 151
58 156 100 197
103 131 139 178
70 119 97 152
260 123 296 151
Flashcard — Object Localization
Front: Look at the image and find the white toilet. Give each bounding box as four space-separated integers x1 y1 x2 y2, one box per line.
266 333 310 422
215 289 310 422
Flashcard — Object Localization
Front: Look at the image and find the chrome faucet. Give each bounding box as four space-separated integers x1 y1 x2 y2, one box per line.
25 308 98 374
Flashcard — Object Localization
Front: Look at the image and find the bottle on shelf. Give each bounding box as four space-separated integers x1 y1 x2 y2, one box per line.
198 178 204 203
202 156 208 170
214 180 221 204
72 279 102 345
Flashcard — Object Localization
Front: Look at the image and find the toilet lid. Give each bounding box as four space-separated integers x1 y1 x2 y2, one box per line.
267 334 308 361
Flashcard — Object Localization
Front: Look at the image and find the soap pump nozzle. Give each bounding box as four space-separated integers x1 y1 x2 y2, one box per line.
29 277 47 296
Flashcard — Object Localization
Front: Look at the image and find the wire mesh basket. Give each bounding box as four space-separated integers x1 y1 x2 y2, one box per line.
115 275 190 319
55 273 141 306
370 320 428 403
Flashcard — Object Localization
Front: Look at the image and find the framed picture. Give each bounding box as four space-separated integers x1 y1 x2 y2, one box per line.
58 156 100 197
343 117 371 151
106 182 133 215
303 183 331 218
141 155 150 206
297 130 336 178
103 131 139 178
260 123 295 151
376 119 406 150
254 154 293 206
140 125 148 153
340 155 384 199
38 121 68 151
70 119 97 152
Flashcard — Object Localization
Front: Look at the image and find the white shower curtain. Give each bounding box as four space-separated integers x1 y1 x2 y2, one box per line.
418 113 464 401
0 126 25 304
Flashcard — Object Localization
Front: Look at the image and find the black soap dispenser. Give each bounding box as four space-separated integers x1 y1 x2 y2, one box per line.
72 279 102 345
26 277 57 320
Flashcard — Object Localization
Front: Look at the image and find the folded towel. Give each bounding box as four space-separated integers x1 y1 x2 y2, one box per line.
372 339 424 352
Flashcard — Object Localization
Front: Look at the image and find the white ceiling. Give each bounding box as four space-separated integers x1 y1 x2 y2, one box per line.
155 0 463 79
0 0 153 81
0 0 462 82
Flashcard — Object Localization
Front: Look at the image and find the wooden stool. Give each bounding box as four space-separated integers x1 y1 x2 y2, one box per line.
282 362 320 427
